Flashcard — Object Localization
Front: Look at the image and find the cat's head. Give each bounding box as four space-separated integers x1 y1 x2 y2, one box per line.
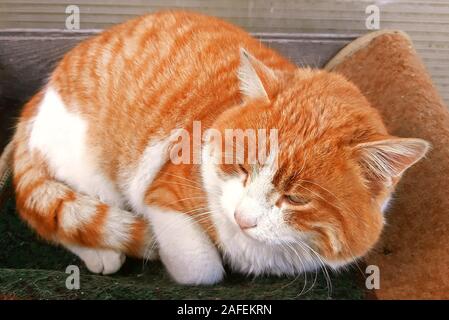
201 49 429 270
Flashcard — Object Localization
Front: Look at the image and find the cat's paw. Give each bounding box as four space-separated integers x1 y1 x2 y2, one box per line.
67 245 126 275
148 207 224 285
166 255 224 285
84 249 126 275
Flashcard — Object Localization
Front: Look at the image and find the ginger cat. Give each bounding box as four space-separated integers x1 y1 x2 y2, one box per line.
11 11 429 285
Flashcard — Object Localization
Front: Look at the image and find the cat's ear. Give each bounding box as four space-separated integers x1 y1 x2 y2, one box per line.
238 48 278 101
355 137 430 182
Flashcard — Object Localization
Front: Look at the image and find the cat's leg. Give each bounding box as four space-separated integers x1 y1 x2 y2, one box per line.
146 206 224 285
56 203 157 275
13 132 156 275
62 210 160 275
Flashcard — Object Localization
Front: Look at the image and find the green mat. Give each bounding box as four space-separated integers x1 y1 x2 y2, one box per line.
0 178 365 300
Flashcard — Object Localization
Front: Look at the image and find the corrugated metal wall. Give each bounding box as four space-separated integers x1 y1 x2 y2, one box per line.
1 0 448 104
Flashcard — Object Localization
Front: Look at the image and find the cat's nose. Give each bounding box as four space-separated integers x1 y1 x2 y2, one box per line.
234 210 257 229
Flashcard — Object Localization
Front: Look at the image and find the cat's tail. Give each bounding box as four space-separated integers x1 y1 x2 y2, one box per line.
11 94 153 258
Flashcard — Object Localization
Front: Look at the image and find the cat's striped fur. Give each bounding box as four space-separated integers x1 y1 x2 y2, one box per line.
11 11 429 283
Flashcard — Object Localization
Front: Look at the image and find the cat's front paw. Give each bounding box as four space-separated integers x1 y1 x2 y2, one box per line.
167 258 224 285
79 248 126 275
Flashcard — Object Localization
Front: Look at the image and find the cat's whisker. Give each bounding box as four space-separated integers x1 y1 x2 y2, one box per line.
293 240 321 297
264 212 310 297
183 207 213 215
155 180 204 191
281 240 309 296
293 239 329 297
298 239 333 298
159 172 203 187
157 195 208 207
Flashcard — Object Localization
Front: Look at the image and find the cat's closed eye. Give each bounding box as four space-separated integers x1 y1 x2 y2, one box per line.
285 194 311 206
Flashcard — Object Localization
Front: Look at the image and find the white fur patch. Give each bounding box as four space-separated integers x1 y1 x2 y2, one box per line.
121 134 175 213
28 88 124 207
145 205 223 285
